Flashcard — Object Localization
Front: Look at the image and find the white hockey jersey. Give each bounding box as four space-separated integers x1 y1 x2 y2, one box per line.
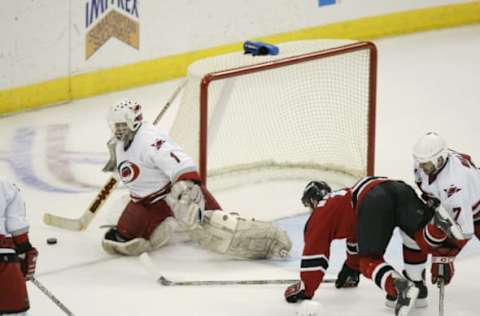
115 123 198 203
415 150 480 239
0 178 29 239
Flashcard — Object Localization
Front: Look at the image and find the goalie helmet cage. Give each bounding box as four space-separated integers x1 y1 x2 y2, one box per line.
170 40 377 188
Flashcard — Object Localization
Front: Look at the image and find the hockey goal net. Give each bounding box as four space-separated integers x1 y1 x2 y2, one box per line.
170 39 377 192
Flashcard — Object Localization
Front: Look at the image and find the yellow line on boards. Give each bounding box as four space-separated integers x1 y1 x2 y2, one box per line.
1 2 479 114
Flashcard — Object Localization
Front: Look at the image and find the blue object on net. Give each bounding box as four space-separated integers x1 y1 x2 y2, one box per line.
243 41 279 56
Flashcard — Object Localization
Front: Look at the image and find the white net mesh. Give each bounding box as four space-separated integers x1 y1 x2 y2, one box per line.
170 39 375 191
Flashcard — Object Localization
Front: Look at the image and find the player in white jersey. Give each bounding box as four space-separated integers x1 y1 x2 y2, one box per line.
101 98 291 259
412 132 480 286
0 179 38 315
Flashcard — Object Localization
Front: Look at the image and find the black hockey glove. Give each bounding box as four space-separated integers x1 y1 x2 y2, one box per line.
421 193 440 210
284 281 311 303
335 262 360 289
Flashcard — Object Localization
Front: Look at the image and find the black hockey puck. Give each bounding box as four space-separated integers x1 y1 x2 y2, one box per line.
46 237 58 245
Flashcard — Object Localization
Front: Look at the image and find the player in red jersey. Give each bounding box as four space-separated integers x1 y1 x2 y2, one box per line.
285 177 439 316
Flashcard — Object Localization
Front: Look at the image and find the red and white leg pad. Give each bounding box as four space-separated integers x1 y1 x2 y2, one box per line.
190 211 292 259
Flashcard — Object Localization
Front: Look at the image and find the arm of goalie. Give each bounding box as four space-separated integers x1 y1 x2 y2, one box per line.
165 181 205 230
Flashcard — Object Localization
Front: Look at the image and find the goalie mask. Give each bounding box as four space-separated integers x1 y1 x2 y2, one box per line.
107 98 144 141
413 132 448 175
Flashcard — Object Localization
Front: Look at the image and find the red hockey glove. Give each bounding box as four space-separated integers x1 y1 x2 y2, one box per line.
335 262 360 288
431 256 454 285
285 281 310 303
13 233 39 280
18 247 38 280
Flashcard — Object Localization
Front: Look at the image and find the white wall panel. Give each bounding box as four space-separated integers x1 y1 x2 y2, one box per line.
0 0 470 89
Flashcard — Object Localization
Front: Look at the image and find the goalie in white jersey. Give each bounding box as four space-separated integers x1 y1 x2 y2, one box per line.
412 132 480 286
101 98 291 259
0 179 38 315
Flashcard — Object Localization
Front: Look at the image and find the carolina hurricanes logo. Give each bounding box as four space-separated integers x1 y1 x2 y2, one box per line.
118 161 140 183
444 185 461 198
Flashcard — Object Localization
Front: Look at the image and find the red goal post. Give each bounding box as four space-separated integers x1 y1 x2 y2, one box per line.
170 40 377 188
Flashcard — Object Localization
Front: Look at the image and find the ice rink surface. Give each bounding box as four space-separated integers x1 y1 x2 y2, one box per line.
1 25 480 315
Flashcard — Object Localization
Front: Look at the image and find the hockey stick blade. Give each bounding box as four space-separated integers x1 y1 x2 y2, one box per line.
139 252 335 287
43 211 94 231
43 177 118 231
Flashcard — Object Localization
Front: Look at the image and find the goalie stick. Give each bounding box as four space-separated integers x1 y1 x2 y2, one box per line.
42 79 187 231
31 277 76 316
43 177 118 231
139 252 336 286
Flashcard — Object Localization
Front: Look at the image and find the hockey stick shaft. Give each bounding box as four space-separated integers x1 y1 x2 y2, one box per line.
435 260 449 316
157 276 336 286
42 79 187 231
31 277 75 316
153 79 187 125
438 279 445 316
139 252 335 286
43 177 117 231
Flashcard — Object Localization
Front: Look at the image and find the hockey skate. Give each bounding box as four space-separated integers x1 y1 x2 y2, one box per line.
386 281 426 309
386 270 427 309
411 279 427 308
393 277 419 316
433 206 464 240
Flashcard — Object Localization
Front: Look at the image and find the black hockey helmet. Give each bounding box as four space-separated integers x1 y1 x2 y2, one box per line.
301 181 332 209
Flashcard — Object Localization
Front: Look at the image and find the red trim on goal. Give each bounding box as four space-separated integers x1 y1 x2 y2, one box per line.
199 41 377 183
